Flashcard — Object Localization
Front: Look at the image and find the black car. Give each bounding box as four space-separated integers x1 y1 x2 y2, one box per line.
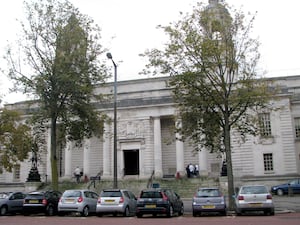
0 192 26 216
136 188 184 218
23 190 62 216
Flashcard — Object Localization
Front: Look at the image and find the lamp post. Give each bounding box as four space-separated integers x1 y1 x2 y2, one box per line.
106 52 118 189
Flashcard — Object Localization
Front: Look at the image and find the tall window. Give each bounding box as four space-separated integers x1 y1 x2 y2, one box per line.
263 153 273 172
259 113 272 137
13 165 20 181
294 118 300 138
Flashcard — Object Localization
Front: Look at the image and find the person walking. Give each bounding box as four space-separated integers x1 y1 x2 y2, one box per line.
74 166 81 183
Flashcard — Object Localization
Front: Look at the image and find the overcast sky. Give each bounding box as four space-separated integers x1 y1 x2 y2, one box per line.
1 0 300 104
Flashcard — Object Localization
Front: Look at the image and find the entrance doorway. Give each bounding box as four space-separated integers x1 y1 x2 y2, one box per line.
123 150 139 175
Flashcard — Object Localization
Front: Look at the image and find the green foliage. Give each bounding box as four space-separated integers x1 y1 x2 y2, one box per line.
4 0 109 189
0 108 33 172
142 1 274 152
141 1 276 210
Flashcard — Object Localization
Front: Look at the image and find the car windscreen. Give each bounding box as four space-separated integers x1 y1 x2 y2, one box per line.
26 193 44 198
101 191 122 197
240 186 268 194
62 191 82 197
140 191 163 198
196 189 221 197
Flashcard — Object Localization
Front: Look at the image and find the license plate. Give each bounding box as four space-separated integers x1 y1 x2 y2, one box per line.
105 199 115 203
145 204 156 208
65 199 74 203
29 200 39 204
249 203 263 207
202 205 215 209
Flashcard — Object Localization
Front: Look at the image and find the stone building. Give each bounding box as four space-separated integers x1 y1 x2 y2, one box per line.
1 75 300 186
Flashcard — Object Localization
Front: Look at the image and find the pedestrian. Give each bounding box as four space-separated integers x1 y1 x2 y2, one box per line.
186 164 191 178
189 163 195 177
74 166 81 183
194 164 199 176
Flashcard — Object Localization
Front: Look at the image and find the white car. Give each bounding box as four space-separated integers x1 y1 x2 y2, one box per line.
96 189 137 217
58 189 99 217
235 185 274 216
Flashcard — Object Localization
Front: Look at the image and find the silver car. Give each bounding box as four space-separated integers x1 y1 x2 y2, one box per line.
58 189 99 217
96 189 137 217
235 185 274 216
0 192 26 216
192 188 226 216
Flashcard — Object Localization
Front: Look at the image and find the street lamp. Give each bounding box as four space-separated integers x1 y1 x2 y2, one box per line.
106 52 118 189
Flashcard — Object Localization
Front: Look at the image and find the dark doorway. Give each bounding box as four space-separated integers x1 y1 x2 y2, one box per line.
124 150 139 175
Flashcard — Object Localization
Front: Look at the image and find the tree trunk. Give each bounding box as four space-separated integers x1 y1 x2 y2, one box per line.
50 116 58 190
224 114 235 211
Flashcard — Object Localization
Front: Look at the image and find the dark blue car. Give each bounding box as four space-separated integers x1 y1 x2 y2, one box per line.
270 178 300 195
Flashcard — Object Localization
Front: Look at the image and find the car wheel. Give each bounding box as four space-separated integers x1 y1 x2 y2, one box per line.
46 205 54 216
97 213 103 217
192 211 197 217
81 206 89 217
277 189 284 196
0 206 8 216
178 204 184 216
123 207 130 217
136 213 143 218
167 205 174 218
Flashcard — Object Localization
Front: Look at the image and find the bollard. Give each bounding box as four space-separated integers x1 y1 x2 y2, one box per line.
288 184 293 197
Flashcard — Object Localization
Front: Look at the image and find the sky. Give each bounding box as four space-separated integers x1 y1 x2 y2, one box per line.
1 0 300 104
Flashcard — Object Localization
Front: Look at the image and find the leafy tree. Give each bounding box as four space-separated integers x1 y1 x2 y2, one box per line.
0 108 33 173
141 1 274 209
4 0 109 190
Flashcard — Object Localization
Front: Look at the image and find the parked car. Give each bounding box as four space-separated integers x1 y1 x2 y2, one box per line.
23 190 62 216
0 192 26 216
58 189 99 217
96 189 137 217
192 187 226 216
270 178 300 196
136 188 184 218
234 185 274 216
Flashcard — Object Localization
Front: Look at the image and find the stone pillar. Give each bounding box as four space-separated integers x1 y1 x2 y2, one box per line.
153 117 163 177
175 120 185 176
102 122 111 178
83 138 91 178
199 148 208 176
64 140 73 178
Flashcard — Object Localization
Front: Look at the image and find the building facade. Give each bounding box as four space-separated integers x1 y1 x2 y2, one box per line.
1 75 300 185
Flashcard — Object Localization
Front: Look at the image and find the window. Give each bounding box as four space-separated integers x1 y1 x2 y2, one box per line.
263 153 273 172
259 113 272 137
13 165 20 181
294 118 300 138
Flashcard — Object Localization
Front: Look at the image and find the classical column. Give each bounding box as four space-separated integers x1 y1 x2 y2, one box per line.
64 140 72 178
198 148 208 176
102 122 111 178
83 138 91 177
175 120 185 176
153 117 163 177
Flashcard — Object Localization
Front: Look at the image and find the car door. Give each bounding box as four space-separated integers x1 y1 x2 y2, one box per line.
8 192 25 212
294 179 300 194
124 191 137 213
87 191 98 212
128 191 137 213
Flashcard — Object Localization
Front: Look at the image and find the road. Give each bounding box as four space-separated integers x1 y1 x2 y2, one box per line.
0 213 299 225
